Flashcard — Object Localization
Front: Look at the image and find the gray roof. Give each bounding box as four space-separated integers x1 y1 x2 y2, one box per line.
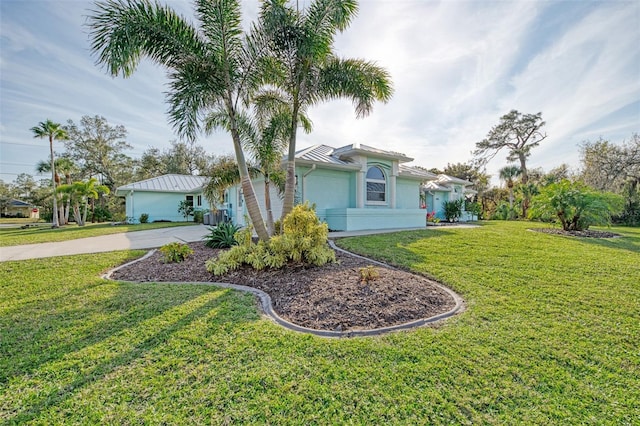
116 174 209 194
437 174 473 186
399 165 438 180
295 144 356 167
295 144 419 169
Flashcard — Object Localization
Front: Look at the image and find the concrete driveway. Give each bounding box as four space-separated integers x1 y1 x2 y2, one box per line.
0 225 211 262
0 224 478 262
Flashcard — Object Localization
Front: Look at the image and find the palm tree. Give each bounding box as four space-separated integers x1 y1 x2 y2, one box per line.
36 157 78 224
260 0 394 218
498 165 521 219
31 120 68 227
57 178 110 226
206 92 312 233
88 0 273 240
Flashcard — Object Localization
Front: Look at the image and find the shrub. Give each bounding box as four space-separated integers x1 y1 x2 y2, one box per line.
206 203 335 276
443 199 464 222
529 179 624 231
203 222 240 249
93 206 113 222
159 242 193 263
359 265 380 284
139 213 149 223
193 209 204 224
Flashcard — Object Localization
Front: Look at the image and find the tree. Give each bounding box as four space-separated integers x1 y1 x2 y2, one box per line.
89 0 274 240
529 180 623 231
498 165 521 218
64 115 133 190
202 154 246 208
474 110 547 186
580 134 640 225
260 0 393 219
31 119 68 227
206 93 312 233
37 157 79 224
57 178 110 226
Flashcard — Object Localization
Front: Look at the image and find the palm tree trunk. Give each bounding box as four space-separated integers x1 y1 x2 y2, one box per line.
49 136 59 228
264 178 275 235
226 100 269 241
281 99 300 219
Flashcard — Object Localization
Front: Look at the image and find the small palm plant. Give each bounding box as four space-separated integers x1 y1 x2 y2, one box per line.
203 222 240 249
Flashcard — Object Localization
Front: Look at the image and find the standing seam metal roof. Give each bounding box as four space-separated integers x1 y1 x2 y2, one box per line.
116 174 209 193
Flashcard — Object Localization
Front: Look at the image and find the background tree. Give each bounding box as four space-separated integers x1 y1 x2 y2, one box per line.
498 165 521 219
474 110 547 186
64 115 134 190
580 134 640 225
530 179 623 231
260 0 393 219
36 157 79 223
31 119 68 227
89 0 275 240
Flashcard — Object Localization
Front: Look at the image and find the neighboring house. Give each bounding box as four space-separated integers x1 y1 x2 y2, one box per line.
1 198 38 218
423 174 477 221
227 143 439 231
115 174 211 222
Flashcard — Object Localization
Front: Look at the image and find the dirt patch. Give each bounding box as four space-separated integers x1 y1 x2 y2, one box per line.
530 228 621 238
110 242 458 332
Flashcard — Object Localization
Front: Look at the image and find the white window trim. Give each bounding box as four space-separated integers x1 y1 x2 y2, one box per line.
365 166 388 205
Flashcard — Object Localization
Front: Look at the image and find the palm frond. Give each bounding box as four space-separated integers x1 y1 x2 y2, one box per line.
88 0 205 77
318 56 393 118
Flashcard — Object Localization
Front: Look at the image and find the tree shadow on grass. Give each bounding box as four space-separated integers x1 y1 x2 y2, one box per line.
3 284 258 423
574 230 640 254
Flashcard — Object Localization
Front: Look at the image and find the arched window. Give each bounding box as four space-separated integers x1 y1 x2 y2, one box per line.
366 166 386 202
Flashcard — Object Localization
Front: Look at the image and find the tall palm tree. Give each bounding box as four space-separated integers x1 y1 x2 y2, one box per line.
206 91 312 233
88 0 273 240
31 119 68 228
499 164 521 219
260 0 393 218
36 157 78 224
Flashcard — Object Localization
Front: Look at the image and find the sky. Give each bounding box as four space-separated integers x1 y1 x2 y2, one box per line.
1 0 639 186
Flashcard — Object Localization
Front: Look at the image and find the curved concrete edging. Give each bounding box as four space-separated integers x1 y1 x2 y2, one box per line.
102 246 464 338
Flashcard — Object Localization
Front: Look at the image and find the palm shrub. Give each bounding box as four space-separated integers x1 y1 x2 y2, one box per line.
203 222 240 249
443 199 464 222
159 242 193 263
529 179 624 231
206 203 335 275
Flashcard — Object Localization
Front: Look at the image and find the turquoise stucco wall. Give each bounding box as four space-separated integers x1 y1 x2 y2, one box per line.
325 208 426 231
126 191 209 222
298 166 352 223
396 178 421 209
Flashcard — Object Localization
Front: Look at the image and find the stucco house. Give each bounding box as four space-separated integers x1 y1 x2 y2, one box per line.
423 174 477 221
115 174 211 222
226 144 438 231
117 144 475 229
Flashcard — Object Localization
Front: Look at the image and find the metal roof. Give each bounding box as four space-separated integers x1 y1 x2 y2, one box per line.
399 165 438 180
116 174 209 194
332 143 413 162
295 144 356 166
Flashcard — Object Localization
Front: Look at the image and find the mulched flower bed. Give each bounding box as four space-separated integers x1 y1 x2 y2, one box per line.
530 228 621 238
110 242 458 332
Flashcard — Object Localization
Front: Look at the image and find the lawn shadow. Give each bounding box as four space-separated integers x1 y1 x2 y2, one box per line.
574 230 640 254
3 282 258 423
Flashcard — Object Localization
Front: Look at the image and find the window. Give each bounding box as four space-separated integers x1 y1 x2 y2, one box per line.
366 166 386 202
185 195 194 207
196 195 202 207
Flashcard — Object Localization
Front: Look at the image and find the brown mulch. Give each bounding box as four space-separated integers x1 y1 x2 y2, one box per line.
530 228 621 238
110 242 458 332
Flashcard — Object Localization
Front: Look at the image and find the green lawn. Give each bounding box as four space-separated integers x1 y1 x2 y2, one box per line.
1 221 638 424
0 221 197 247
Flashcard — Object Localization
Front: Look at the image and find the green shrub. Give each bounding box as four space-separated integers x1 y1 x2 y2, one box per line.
139 213 149 224
206 203 335 276
193 210 204 224
159 242 193 263
359 265 380 284
203 222 240 249
443 199 464 222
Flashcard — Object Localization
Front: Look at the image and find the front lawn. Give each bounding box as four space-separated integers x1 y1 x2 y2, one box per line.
0 221 197 247
1 222 638 424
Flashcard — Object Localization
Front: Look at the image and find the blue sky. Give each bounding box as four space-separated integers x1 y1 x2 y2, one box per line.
1 0 639 185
